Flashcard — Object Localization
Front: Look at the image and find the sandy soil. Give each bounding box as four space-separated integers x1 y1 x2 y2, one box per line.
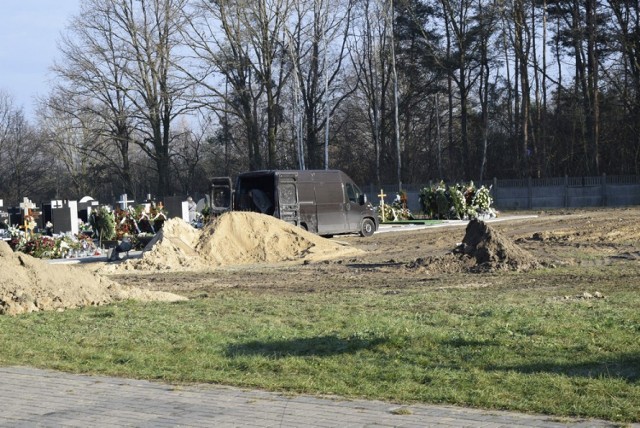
103 208 640 298
0 240 186 316
0 212 364 315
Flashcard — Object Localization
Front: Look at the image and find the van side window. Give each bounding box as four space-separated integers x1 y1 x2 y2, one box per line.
345 183 357 203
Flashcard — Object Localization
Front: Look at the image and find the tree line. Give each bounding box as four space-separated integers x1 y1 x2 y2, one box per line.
1 0 639 206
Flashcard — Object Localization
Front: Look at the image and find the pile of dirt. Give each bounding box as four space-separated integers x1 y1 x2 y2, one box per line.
107 212 364 273
123 218 208 272
409 219 540 273
198 212 363 265
0 241 186 316
456 219 540 271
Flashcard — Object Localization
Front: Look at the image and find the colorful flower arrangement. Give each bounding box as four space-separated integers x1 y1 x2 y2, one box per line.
5 201 170 258
9 231 99 259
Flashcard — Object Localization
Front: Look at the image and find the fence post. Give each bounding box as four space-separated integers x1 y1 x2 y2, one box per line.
528 177 533 209
564 175 569 208
601 173 607 207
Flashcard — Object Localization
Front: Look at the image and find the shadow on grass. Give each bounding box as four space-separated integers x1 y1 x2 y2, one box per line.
487 353 640 383
226 334 387 358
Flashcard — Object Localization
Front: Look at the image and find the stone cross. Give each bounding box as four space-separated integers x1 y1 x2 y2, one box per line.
118 194 135 210
19 197 36 216
19 197 37 236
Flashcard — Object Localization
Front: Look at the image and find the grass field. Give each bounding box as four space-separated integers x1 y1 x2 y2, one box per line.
1 261 639 423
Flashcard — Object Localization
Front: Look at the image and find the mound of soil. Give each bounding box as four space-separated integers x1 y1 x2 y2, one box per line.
0 241 186 316
120 218 208 272
198 212 363 265
456 220 540 271
409 220 540 273
106 212 364 273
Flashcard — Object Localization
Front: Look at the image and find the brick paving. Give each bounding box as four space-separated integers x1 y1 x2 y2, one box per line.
1 367 635 427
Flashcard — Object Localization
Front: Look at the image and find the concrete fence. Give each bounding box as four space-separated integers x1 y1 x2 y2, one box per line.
363 174 640 213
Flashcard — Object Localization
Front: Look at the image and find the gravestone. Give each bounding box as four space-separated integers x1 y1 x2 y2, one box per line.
51 200 79 235
0 199 8 240
8 207 22 228
40 203 53 228
78 196 99 223
0 199 8 225
39 202 54 235
163 196 189 222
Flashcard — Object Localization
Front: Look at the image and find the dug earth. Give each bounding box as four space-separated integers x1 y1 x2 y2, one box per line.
102 208 639 299
1 208 638 314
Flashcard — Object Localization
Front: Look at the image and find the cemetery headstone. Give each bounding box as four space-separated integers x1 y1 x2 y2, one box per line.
40 203 53 229
0 199 8 240
51 200 79 235
0 199 7 225
163 196 190 223
78 196 99 223
8 206 22 228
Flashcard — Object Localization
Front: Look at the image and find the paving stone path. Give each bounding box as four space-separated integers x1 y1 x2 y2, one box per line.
0 367 634 427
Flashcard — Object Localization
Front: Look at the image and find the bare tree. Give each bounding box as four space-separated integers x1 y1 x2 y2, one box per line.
51 0 138 197
477 0 499 181
38 96 101 198
116 0 194 196
438 0 484 179
0 92 51 205
351 0 392 186
183 0 293 171
54 0 194 198
170 113 212 195
287 0 356 169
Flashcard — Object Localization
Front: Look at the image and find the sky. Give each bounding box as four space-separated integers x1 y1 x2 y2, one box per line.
0 1 81 119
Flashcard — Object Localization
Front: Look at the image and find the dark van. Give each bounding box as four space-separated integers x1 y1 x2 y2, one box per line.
209 170 378 237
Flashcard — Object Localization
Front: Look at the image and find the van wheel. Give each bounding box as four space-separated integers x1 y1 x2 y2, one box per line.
360 218 375 237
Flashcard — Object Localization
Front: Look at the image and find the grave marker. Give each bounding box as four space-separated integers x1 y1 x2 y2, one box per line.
78 196 99 223
163 196 190 223
118 194 134 210
19 198 39 236
0 199 8 240
51 200 79 235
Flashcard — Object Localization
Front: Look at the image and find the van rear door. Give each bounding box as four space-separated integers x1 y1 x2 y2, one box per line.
344 181 363 232
316 176 348 235
275 172 300 226
209 177 233 215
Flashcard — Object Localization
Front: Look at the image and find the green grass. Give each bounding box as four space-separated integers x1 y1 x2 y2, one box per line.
0 264 639 422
